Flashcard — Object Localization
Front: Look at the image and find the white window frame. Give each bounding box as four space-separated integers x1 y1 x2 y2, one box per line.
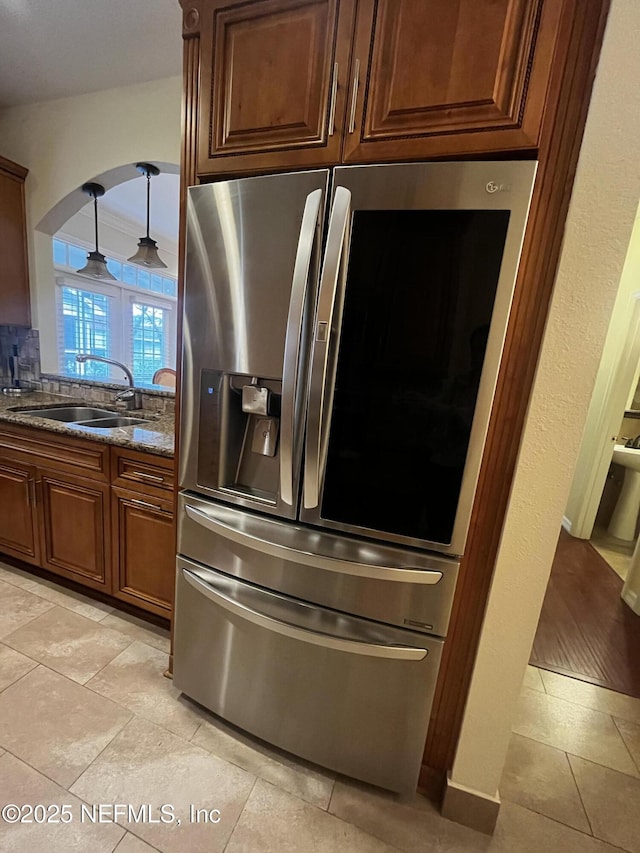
54 266 177 384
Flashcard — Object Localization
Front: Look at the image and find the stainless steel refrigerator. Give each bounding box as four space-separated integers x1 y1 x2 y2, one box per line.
174 161 536 794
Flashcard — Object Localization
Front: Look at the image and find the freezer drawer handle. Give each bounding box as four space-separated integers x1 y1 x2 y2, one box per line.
185 504 443 585
182 568 428 660
280 188 323 506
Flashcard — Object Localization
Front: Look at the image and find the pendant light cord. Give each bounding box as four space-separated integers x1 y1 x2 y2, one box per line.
146 171 151 240
93 192 100 253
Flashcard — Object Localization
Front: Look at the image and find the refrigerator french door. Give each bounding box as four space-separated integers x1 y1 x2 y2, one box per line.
176 161 536 794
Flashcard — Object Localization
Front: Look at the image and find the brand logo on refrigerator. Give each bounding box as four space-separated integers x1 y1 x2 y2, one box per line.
486 181 511 194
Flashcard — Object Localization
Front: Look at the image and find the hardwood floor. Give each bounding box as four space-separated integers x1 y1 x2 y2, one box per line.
530 528 640 698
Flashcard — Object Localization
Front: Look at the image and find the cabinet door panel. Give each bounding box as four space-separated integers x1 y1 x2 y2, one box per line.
39 471 110 590
344 0 560 162
0 158 30 327
198 0 354 174
112 487 175 617
0 462 39 564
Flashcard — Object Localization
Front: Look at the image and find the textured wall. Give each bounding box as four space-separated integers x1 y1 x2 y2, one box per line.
450 0 640 798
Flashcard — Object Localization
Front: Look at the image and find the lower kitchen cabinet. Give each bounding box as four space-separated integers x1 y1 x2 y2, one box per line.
111 485 175 617
0 460 39 565
0 423 175 619
39 469 111 592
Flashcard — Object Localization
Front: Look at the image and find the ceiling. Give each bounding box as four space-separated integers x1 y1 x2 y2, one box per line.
0 0 182 108
101 171 181 246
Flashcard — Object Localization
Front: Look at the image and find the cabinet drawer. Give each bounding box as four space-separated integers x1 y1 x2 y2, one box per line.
174 558 443 793
0 424 109 481
112 448 175 495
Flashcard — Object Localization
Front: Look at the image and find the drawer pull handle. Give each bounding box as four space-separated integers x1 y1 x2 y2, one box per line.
183 568 428 660
348 58 360 134
130 497 165 512
185 504 443 585
132 471 164 483
328 62 338 136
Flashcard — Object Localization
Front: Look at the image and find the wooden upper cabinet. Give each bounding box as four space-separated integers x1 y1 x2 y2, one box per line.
0 156 31 326
197 0 356 175
188 0 567 174
343 0 561 162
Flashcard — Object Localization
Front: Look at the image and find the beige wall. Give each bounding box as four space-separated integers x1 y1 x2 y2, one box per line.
564 207 640 538
0 75 181 370
450 0 640 800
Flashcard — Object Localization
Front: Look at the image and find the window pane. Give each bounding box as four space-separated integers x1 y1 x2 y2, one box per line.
122 264 136 285
106 259 122 280
131 301 166 384
162 277 176 296
137 270 150 290
53 239 67 266
68 245 88 269
150 274 163 293
60 286 111 378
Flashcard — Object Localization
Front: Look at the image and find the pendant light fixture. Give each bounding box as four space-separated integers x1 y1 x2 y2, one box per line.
75 182 117 281
127 163 167 269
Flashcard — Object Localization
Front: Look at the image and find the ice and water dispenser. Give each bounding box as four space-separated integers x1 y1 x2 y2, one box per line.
198 368 283 504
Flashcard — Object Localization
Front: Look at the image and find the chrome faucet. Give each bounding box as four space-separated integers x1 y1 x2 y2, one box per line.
75 354 142 410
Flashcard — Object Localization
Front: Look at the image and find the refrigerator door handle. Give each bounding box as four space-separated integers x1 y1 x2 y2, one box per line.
280 188 324 506
184 503 443 585
182 567 428 660
304 185 351 509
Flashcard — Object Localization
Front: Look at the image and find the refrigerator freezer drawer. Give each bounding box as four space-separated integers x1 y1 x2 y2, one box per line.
173 558 444 794
178 492 459 636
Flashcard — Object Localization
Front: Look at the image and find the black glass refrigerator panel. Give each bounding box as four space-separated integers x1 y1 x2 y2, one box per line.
321 209 511 545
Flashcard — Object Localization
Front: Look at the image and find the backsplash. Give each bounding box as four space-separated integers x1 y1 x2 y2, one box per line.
0 327 174 415
39 375 175 415
0 326 41 387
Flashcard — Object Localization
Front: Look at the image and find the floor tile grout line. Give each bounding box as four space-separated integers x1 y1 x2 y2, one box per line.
80 662 203 744
537 670 640 719
97 611 171 644
3 628 139 690
564 748 594 836
0 643 41 694
0 748 149 851
0 661 139 773
66 709 135 792
509 728 640 780
259 778 408 853
0 744 129 813
221 775 259 853
2 568 171 637
9 577 115 621
521 682 638 720
189 717 337 804
513 727 640 781
499 796 596 841
611 716 640 775
80 637 139 687
0 601 57 643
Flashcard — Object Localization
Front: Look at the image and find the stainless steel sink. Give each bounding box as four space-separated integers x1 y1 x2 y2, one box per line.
17 406 117 422
76 416 150 428
11 406 151 429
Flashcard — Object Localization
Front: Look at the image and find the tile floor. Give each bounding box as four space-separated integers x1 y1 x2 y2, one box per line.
590 525 634 582
0 559 639 852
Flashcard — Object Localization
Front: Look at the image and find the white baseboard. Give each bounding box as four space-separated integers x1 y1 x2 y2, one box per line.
622 587 640 615
561 515 572 534
441 774 501 835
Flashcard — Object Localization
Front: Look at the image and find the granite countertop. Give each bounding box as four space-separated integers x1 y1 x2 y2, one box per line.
0 391 174 458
